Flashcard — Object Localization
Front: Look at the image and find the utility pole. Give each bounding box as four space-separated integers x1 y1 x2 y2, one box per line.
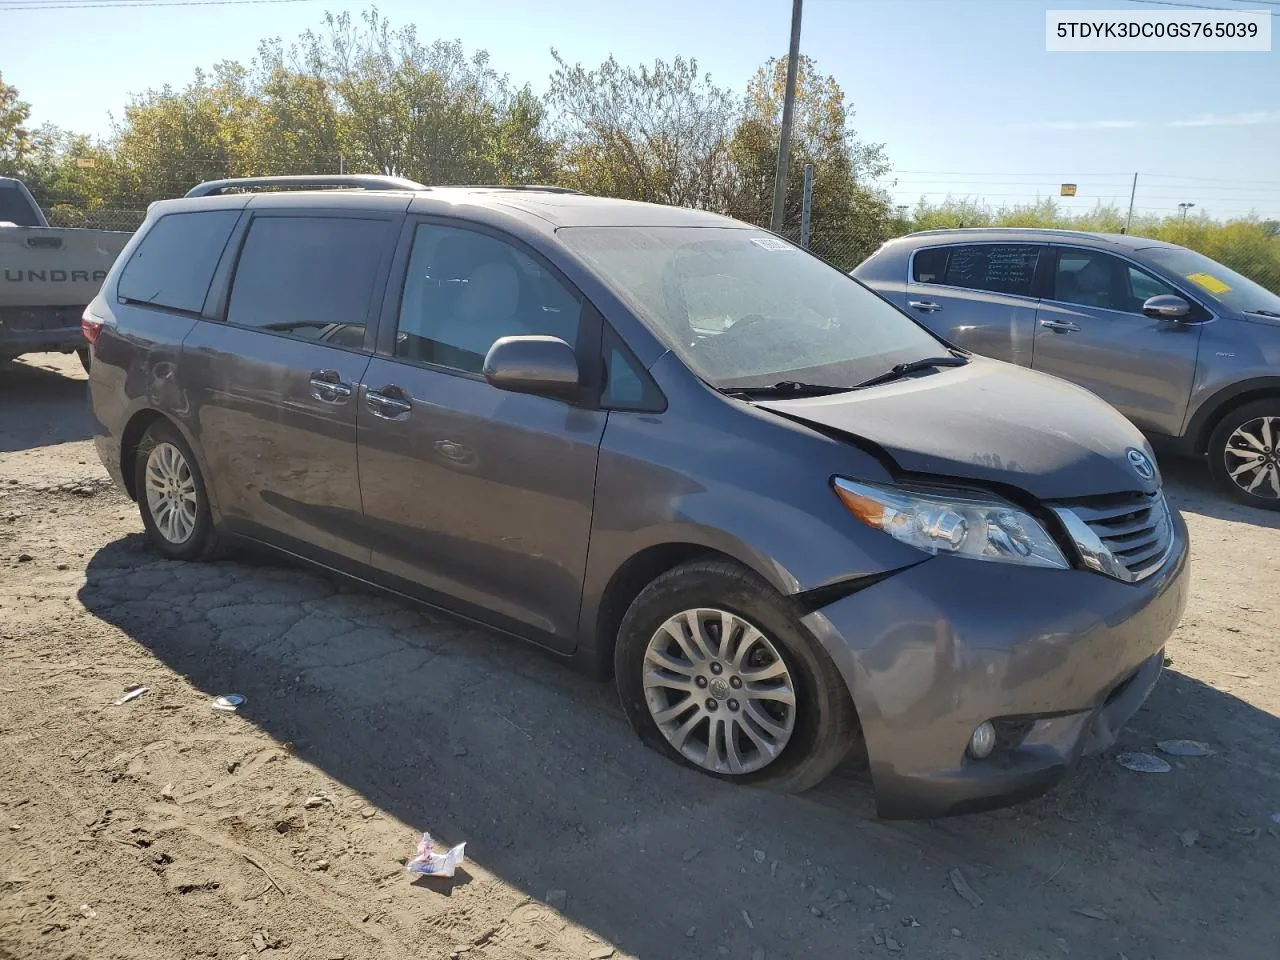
800 163 814 248
1125 172 1137 233
770 0 804 234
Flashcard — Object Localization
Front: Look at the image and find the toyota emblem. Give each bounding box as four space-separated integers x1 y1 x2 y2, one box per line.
1126 448 1156 481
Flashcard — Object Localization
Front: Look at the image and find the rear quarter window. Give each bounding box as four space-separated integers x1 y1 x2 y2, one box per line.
117 210 240 314
913 244 1040 296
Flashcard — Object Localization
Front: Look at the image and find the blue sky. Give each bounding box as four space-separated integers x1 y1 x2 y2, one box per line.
2 0 1277 218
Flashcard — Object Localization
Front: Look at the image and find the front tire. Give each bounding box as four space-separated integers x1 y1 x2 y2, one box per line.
133 420 225 560
1207 400 1280 511
615 559 859 792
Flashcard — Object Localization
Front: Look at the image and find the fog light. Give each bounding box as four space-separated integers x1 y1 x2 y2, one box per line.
968 721 996 759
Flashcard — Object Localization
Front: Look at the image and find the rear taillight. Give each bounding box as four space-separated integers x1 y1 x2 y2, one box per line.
81 307 106 344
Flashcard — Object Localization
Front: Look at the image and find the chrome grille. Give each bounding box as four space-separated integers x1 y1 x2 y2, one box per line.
1053 491 1175 583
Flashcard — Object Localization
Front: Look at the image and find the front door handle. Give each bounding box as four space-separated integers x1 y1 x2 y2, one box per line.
908 300 942 313
367 385 412 420
309 369 353 403
1039 319 1081 334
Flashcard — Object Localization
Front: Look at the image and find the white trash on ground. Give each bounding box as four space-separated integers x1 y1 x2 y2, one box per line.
112 686 148 706
406 832 466 878
1116 752 1172 773
1156 739 1215 757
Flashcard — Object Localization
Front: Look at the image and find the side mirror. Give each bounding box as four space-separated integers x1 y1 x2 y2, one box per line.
1142 294 1191 321
482 335 580 399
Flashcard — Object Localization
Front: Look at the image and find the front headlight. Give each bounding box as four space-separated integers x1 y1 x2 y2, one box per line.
832 477 1069 569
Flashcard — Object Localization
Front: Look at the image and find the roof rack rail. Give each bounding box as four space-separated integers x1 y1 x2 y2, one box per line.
909 226 1103 239
466 184 582 195
184 174 429 198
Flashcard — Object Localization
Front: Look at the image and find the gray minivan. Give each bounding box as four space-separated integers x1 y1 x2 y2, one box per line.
853 228 1280 509
86 177 1189 818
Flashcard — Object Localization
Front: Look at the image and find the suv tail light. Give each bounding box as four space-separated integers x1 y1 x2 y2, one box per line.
81 306 110 344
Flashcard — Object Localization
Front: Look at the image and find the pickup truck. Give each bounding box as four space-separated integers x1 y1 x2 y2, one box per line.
1 177 132 370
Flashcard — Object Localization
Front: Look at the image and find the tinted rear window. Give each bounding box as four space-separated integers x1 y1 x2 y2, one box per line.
0 186 42 226
225 216 390 347
913 244 1040 296
118 211 240 313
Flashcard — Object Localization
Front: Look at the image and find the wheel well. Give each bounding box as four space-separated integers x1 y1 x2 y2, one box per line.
1194 388 1280 454
118 409 167 501
593 543 735 677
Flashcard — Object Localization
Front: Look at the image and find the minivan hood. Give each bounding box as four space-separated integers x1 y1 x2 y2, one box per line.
755 358 1159 501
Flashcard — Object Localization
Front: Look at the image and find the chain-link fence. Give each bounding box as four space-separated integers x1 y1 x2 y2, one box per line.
777 227 887 273
42 204 147 232
31 196 1280 295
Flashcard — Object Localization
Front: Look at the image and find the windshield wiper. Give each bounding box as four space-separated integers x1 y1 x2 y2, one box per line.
1246 308 1280 318
853 355 969 390
720 380 852 399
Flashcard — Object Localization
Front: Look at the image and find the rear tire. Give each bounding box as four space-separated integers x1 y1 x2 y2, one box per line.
1207 400 1280 511
133 420 225 560
614 559 859 792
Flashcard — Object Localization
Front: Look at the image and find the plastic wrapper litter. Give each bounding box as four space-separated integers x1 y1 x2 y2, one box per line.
406 832 466 878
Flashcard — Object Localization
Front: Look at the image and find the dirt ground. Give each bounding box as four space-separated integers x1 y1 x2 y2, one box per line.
1 352 1277 960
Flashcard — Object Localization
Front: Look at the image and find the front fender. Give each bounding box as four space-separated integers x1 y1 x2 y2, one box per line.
578 395 927 666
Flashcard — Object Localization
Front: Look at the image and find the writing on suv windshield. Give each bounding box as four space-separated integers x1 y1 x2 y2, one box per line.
558 227 945 389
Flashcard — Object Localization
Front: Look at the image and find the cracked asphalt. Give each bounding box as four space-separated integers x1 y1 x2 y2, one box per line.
2 352 1279 960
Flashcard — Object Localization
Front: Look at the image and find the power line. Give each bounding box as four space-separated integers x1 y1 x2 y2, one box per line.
1126 0 1274 11
0 0 321 10
887 171 1280 189
1141 172 1280 187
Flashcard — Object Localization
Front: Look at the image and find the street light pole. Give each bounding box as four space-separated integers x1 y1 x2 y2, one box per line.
769 0 804 234
1178 201 1195 221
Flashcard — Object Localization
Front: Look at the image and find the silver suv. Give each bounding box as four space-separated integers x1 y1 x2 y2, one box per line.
854 228 1280 509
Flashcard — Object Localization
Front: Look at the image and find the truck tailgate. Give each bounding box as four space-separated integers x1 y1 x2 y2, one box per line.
0 226 132 309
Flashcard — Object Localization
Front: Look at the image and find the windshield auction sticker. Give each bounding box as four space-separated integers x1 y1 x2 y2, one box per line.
1046 9 1270 52
751 238 793 252
1186 272 1233 296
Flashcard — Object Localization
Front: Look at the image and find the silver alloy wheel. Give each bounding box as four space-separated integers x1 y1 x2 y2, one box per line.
144 442 199 544
1224 416 1280 500
642 608 797 775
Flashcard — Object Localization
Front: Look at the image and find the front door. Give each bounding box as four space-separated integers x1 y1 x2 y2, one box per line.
181 212 398 565
1032 246 1204 437
357 220 606 650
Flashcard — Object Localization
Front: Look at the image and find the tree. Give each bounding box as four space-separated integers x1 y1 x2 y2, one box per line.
291 10 557 185
109 62 254 203
728 55 891 267
0 72 34 177
17 125 123 224
546 51 736 208
492 87 560 185
237 42 345 177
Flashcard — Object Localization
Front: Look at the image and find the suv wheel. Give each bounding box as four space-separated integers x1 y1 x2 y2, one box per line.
133 421 225 560
615 559 859 791
1208 400 1280 511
